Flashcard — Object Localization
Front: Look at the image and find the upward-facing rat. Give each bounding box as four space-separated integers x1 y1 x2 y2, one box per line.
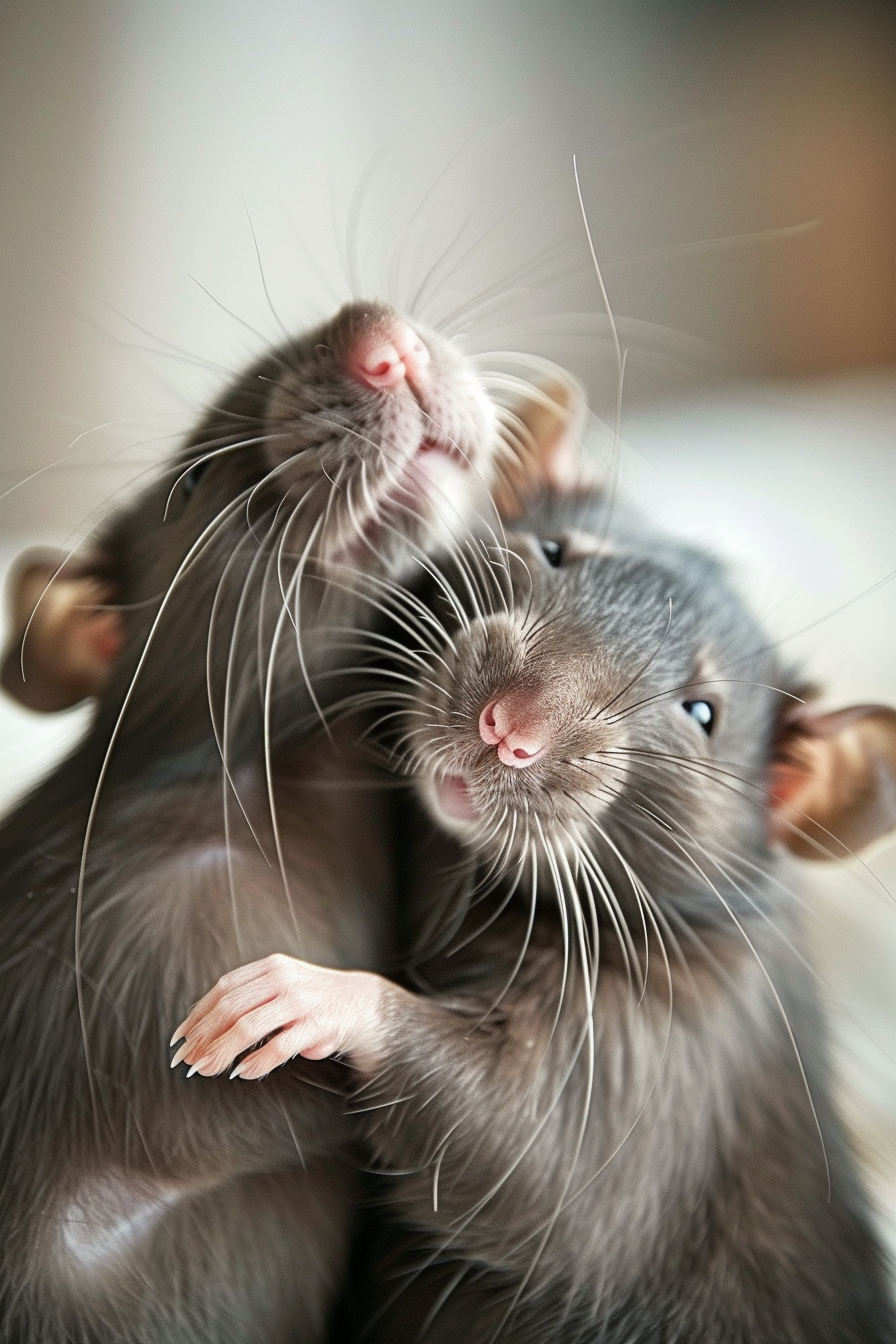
179 443 896 1341
0 298 529 1343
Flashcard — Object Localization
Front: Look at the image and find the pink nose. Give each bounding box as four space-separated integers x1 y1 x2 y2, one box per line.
349 322 430 391
478 697 549 768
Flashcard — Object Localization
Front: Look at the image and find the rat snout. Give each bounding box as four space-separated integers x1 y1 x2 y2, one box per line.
348 320 430 391
479 694 551 769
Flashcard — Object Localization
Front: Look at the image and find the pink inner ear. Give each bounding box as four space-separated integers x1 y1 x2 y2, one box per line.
494 376 590 520
84 612 123 665
768 759 808 809
769 704 896 859
767 750 820 849
531 384 586 492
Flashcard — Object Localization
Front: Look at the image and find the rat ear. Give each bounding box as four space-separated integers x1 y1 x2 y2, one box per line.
769 703 896 859
492 373 592 519
1 548 123 712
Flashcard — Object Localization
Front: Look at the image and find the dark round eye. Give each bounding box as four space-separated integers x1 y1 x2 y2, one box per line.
181 460 210 501
540 540 563 567
683 700 714 735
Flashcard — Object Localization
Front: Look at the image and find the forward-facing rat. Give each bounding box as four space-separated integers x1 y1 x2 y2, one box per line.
0 298 525 1343
179 446 896 1341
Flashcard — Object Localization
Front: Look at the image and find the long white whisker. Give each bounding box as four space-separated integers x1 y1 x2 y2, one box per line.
73 487 259 1117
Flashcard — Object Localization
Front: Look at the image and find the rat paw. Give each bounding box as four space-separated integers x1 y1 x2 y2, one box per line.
170 954 387 1079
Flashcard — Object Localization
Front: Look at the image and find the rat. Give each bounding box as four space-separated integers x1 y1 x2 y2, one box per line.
176 442 896 1341
0 297 559 1343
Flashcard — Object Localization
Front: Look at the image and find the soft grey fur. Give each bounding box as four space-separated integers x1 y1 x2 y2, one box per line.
0 300 497 1343
347 487 896 1342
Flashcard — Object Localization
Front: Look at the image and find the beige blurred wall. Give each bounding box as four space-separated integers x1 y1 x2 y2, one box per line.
0 0 120 537
0 0 655 538
695 6 896 376
3 2 895 544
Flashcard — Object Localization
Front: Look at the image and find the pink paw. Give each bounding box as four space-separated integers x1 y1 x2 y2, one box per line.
169 954 386 1080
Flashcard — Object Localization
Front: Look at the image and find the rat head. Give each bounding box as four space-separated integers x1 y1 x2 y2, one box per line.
398 489 896 913
257 299 497 571
142 298 499 603
0 300 509 728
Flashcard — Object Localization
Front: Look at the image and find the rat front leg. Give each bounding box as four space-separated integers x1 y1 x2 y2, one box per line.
170 953 393 1078
171 933 600 1276
172 921 780 1305
170 929 581 1258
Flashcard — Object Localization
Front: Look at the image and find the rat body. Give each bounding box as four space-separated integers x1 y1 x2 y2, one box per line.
181 482 896 1341
0 300 503 1343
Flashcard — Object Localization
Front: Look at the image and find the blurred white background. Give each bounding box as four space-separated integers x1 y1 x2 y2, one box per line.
1 0 894 1253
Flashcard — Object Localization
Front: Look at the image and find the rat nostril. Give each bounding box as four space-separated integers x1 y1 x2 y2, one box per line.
479 697 549 767
352 341 406 390
394 324 426 352
497 733 548 768
349 322 430 391
393 323 430 382
479 699 506 746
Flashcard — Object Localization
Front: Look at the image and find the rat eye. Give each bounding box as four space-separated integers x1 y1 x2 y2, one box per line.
181 460 210 501
540 540 564 567
683 700 714 735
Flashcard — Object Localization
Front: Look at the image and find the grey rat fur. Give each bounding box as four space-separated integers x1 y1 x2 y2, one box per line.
0 299 500 1343
179 482 896 1341
359 487 896 1340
